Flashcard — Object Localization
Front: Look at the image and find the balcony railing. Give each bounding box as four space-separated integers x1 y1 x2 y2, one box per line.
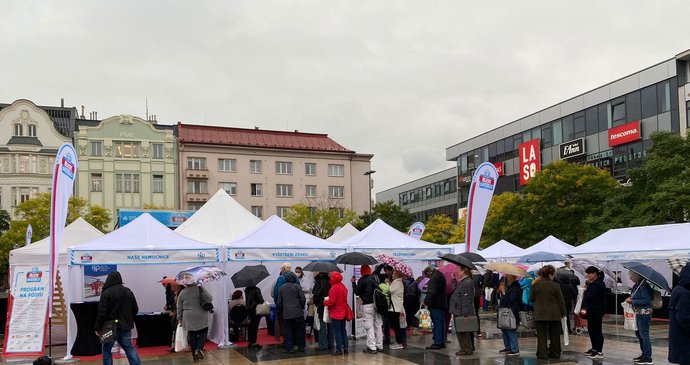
185 168 209 179
186 192 209 202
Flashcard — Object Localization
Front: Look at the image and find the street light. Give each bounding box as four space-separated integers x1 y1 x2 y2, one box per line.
364 170 376 224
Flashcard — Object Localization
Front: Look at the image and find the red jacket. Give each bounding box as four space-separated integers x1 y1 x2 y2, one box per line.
324 271 349 320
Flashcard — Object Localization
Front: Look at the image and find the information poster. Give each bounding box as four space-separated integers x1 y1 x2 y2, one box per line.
84 265 117 300
2 265 50 356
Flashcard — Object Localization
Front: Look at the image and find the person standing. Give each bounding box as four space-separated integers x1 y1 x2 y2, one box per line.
177 283 213 361
482 270 495 310
403 273 421 336
449 266 475 356
423 266 448 350
388 270 406 349
244 284 265 350
529 265 566 360
277 272 306 353
627 271 654 365
669 263 690 365
353 265 383 354
272 263 292 342
497 274 522 356
556 267 579 334
582 266 606 359
95 271 141 365
312 271 334 351
324 271 349 355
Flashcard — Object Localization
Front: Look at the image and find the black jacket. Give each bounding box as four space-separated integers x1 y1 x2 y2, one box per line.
277 272 306 320
354 274 378 304
669 264 690 365
424 270 448 309
244 286 264 314
583 277 606 316
95 271 139 332
499 280 523 325
312 273 331 308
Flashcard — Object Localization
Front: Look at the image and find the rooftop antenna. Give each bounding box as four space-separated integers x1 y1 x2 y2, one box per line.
146 97 149 121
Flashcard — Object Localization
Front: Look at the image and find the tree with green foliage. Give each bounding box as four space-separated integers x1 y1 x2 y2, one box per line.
420 214 453 244
479 192 523 248
284 203 362 239
448 216 466 244
0 209 9 236
357 200 414 232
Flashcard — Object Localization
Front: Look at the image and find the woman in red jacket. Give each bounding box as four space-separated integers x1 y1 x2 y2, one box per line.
324 271 349 355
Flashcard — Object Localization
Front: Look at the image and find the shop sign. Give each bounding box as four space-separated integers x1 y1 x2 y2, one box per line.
559 138 586 159
519 139 540 186
493 162 505 176
608 120 641 147
458 172 473 186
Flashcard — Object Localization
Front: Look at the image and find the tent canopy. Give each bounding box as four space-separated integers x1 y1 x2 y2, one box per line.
567 222 690 260
175 189 262 244
522 235 574 255
327 223 360 243
479 239 524 260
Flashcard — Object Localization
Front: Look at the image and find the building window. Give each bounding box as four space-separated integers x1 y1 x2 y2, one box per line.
330 207 345 218
115 174 140 193
250 160 262 173
91 173 102 192
328 186 344 199
276 161 292 175
220 182 237 195
251 206 263 219
250 183 263 197
306 185 317 198
276 184 293 197
218 159 237 172
328 164 344 177
187 157 206 170
114 141 141 158
152 143 164 159
188 204 203 211
90 141 102 157
658 80 671 113
13 124 22 136
28 125 37 137
153 175 164 193
276 206 290 218
305 163 317 176
611 101 626 126
187 180 207 194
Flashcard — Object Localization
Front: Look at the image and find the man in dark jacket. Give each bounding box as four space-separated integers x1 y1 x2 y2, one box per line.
353 265 382 353
277 272 306 353
669 263 690 365
423 266 447 350
556 270 578 334
95 271 141 365
312 271 334 350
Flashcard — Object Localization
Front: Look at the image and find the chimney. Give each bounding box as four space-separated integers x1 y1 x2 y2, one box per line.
61 98 64 108
94 111 97 120
80 105 85 119
254 126 259 130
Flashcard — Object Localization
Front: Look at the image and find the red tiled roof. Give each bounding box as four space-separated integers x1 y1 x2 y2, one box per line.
177 123 354 153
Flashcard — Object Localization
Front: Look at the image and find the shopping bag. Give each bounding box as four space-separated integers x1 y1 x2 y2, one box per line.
574 287 585 314
416 308 433 330
313 314 321 331
98 320 117 344
399 311 407 329
561 317 569 346
323 305 332 323
497 308 517 330
519 311 535 329
622 302 637 331
484 287 494 301
174 323 188 352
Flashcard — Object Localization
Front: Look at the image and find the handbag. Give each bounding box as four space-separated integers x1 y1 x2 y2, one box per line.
454 315 479 333
345 305 354 321
174 323 188 352
497 308 517 330
622 302 637 331
416 308 432 330
99 320 118 344
255 302 270 316
399 311 407 329
519 310 535 329
198 286 214 312
323 305 332 323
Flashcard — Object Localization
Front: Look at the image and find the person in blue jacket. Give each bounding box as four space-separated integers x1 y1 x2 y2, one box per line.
627 271 653 365
669 263 690 365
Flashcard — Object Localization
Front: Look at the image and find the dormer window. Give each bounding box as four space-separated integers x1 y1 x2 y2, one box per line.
28 125 37 137
13 124 23 136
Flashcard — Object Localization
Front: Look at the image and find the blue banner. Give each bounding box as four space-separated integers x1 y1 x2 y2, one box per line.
119 210 195 228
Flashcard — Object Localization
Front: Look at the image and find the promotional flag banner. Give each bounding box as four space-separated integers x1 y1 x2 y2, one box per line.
408 222 426 240
464 162 498 253
48 143 78 316
25 224 32 247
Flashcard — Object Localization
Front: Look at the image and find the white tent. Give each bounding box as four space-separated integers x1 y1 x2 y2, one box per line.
175 189 262 244
65 213 226 357
327 223 360 243
479 239 524 261
521 235 574 255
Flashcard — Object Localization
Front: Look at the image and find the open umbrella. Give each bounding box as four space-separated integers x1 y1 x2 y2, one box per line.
485 262 528 277
526 261 565 273
176 265 227 286
303 262 342 273
459 252 487 263
159 277 177 285
231 265 270 288
570 258 617 289
517 251 565 263
622 261 671 292
667 258 688 276
334 252 378 265
439 253 477 271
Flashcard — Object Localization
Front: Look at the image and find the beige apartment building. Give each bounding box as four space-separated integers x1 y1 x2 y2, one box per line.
177 123 373 218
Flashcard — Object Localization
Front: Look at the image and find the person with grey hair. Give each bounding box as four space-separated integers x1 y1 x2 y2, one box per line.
272 262 292 342
449 266 475 356
626 270 654 365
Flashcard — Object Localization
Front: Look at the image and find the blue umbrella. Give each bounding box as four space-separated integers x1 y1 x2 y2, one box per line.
621 261 671 292
517 251 566 263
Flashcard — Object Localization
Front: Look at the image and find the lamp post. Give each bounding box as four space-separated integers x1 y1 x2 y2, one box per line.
363 170 376 223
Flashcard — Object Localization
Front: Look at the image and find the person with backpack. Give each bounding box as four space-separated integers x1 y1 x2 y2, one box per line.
403 274 421 335
423 266 447 350
627 271 654 365
582 266 606 359
374 264 393 344
388 270 406 350
353 265 383 354
95 271 141 365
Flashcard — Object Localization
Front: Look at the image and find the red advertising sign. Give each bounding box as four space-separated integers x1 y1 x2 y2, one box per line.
519 139 540 186
493 162 505 176
608 120 641 147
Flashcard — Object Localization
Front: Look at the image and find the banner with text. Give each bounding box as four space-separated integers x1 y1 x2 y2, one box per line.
227 248 346 261
407 222 426 240
2 266 50 357
519 139 540 186
352 247 452 261
464 162 499 253
70 249 220 265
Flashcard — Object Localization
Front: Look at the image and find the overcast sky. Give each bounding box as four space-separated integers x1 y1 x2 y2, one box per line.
2 1 689 195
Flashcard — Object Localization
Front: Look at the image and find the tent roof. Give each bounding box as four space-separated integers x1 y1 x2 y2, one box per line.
229 215 343 248
479 239 524 259
567 222 690 260
341 219 443 249
73 213 218 251
175 189 262 244
326 223 360 243
522 235 574 255
9 217 104 266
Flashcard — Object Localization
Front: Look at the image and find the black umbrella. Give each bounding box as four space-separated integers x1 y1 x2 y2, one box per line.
334 252 378 265
231 265 269 288
439 253 477 270
622 261 671 292
459 252 486 263
303 262 342 273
